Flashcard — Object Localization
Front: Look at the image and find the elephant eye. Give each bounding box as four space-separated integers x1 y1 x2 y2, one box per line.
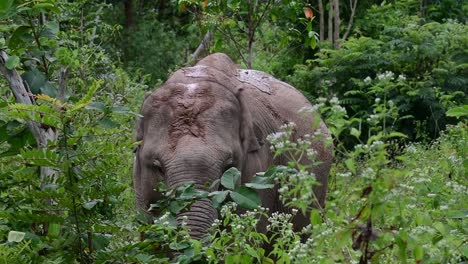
153 159 164 173
223 158 235 172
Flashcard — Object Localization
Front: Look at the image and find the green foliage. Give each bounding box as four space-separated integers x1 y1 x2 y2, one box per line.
116 14 196 85
290 15 467 142
1 0 466 263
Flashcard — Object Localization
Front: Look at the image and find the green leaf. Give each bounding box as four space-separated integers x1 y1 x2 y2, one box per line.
47 223 60 238
245 176 274 189
70 80 102 112
0 0 14 13
221 167 241 190
40 82 57 97
310 209 322 225
110 105 130 114
345 158 356 174
83 200 101 210
19 149 61 167
8 26 32 50
446 105 468 118
85 102 107 111
230 186 260 209
41 21 59 39
22 68 46 94
211 190 229 209
169 241 191 250
445 210 468 219
8 231 25 242
0 0 14 19
98 117 120 128
350 127 361 138
414 245 423 261
387 132 408 138
433 222 446 235
5 55 19 69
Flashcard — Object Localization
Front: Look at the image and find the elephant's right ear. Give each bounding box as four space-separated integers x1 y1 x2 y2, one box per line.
236 88 261 153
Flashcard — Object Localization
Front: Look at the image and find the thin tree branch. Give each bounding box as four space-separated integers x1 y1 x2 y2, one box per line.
342 0 358 40
190 31 213 63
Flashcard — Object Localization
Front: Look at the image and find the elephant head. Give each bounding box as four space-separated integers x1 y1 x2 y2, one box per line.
133 75 260 239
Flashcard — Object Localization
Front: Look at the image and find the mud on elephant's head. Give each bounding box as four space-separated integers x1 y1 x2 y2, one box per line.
133 75 260 238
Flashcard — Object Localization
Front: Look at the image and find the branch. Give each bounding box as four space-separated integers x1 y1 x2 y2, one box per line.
216 25 248 67
190 31 213 63
342 0 358 40
0 50 49 148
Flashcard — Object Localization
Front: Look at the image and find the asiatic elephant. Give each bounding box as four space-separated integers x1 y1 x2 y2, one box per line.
133 53 333 239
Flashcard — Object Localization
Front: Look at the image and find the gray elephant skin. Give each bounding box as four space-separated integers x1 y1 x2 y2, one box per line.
133 53 333 239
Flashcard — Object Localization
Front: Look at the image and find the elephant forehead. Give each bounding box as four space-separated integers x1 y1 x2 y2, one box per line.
166 84 216 149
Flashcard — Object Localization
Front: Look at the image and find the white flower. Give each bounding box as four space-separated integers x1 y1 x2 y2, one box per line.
398 74 406 81
364 76 372 83
377 71 395 81
330 96 339 104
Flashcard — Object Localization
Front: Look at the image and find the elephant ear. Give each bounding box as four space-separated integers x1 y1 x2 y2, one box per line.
236 87 261 153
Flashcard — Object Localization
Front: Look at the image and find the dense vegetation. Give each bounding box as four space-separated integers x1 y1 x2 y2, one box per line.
0 0 466 263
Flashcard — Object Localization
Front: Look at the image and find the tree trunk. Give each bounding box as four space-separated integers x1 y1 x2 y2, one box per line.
328 0 334 42
333 0 341 49
318 0 325 42
124 0 134 28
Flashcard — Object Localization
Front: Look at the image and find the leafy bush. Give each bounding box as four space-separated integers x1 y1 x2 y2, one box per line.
290 17 467 142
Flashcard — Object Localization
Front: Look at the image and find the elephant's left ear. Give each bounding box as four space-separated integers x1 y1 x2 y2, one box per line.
237 88 261 153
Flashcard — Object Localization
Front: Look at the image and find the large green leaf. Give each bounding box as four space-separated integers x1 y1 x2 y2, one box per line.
5 55 19 69
8 26 32 50
221 167 241 190
245 176 274 189
230 186 260 209
22 68 47 94
446 105 468 118
211 190 229 209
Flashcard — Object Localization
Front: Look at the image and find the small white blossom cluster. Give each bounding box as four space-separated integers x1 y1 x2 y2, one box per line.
337 172 352 178
361 167 376 180
299 104 323 114
364 76 372 83
397 74 407 82
154 212 172 226
410 225 436 236
366 114 380 123
331 104 347 114
448 153 461 164
377 71 395 81
445 181 467 193
219 202 237 218
406 144 418 153
330 96 339 105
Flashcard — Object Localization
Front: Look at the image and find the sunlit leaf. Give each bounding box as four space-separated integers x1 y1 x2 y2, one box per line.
8 231 25 242
221 167 241 190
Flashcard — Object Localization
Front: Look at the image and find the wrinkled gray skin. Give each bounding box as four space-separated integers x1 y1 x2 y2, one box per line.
133 53 333 239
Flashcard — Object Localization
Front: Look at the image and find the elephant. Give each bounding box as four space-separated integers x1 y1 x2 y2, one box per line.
133 53 333 239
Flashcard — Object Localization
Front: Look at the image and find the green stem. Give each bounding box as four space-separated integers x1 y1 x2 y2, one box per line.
62 116 84 262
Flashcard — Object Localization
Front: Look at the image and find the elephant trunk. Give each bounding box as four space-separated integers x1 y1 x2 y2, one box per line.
177 198 217 239
166 166 219 239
